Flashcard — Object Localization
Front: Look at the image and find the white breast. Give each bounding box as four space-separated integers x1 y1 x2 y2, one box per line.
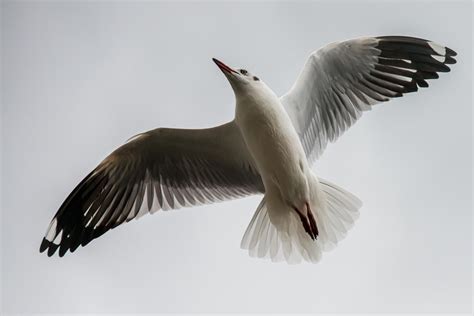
234 87 310 202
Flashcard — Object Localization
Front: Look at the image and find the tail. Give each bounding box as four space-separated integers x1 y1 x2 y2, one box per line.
241 174 362 264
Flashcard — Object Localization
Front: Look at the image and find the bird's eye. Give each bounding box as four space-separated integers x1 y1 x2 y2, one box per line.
240 69 248 75
253 76 259 81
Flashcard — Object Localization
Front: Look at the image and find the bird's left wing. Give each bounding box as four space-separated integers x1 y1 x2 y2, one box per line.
40 121 263 257
281 36 456 163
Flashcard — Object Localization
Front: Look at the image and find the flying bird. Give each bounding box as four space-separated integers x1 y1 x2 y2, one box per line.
40 36 456 263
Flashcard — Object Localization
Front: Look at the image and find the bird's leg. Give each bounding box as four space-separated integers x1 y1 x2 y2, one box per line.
294 207 313 240
306 202 319 239
292 203 318 241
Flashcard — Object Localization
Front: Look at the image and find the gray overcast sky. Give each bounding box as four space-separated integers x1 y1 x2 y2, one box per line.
1 1 472 313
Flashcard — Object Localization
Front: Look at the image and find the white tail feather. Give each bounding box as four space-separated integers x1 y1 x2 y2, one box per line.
241 174 362 263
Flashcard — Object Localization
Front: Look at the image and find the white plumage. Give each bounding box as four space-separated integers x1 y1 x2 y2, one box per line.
40 35 456 263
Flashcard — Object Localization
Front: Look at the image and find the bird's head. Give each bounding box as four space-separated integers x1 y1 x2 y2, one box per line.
213 58 268 98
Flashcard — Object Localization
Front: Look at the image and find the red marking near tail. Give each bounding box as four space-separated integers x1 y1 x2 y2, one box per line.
293 203 318 240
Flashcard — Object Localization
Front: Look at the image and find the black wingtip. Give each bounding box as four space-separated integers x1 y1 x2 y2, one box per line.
40 237 60 257
418 79 429 88
445 56 457 64
39 238 49 253
59 242 69 257
446 47 457 56
47 242 59 257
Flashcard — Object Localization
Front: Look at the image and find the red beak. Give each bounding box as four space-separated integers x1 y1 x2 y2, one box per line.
212 58 237 74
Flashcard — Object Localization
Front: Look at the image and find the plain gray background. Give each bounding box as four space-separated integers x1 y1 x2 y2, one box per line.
1 0 472 314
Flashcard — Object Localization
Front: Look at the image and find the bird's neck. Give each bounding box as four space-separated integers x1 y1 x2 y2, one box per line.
234 87 290 135
235 86 278 108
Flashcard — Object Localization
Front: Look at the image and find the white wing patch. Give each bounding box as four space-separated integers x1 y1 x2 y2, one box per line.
432 55 446 63
45 218 58 242
428 41 446 56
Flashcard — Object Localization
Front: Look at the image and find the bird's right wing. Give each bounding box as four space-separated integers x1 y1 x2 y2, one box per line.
40 121 264 257
281 36 457 163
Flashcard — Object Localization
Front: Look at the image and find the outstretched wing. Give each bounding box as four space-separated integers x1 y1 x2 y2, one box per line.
40 121 263 257
281 36 457 163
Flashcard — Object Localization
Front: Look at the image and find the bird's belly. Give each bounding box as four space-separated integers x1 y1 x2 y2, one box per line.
239 115 307 192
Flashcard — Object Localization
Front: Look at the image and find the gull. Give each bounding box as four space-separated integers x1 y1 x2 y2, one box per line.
40 36 456 263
